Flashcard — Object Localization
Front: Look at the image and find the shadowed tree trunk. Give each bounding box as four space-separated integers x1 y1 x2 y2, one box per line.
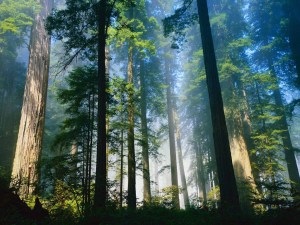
11 0 53 198
127 24 136 209
196 0 241 212
94 0 108 209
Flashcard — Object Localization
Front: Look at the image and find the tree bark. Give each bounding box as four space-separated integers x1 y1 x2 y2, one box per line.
196 0 240 212
127 42 136 210
94 0 108 209
140 59 151 204
11 0 52 198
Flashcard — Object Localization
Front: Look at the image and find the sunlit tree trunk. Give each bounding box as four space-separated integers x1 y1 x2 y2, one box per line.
11 0 52 198
223 77 256 212
140 59 151 204
196 0 240 212
165 57 180 209
94 0 108 209
174 109 189 208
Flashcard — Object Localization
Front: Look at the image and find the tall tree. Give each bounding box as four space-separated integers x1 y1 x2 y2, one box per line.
0 0 38 180
139 59 151 204
248 0 300 197
126 8 136 208
94 0 109 209
195 0 240 211
165 55 180 209
174 109 190 208
11 0 53 198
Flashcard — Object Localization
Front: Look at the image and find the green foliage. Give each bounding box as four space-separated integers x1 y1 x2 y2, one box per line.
0 0 39 51
162 0 198 48
52 66 97 150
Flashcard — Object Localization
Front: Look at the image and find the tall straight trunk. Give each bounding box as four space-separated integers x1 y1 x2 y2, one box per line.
119 129 124 208
127 43 136 210
11 0 52 198
196 0 240 211
174 109 189 208
165 57 180 209
94 0 107 209
289 0 300 85
140 59 151 204
224 77 256 212
269 62 300 194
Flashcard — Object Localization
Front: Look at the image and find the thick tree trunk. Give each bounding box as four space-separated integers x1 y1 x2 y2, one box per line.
11 0 52 198
165 57 180 209
94 0 107 209
140 59 151 204
127 44 136 210
196 0 240 212
223 78 256 212
174 109 190 208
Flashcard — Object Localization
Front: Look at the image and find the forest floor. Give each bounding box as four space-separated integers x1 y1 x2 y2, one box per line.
1 186 299 225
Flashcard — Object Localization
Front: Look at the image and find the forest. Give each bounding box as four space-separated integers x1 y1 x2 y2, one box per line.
0 0 300 224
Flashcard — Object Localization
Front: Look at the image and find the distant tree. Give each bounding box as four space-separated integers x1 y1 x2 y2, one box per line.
163 0 241 211
165 54 180 209
248 0 300 196
53 66 98 214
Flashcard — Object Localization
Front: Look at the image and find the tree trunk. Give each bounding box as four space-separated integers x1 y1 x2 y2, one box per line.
223 77 256 212
174 109 190 208
119 129 124 208
269 63 300 194
11 0 52 198
94 0 107 209
127 42 136 210
140 59 151 204
165 57 180 209
196 0 240 212
196 141 207 206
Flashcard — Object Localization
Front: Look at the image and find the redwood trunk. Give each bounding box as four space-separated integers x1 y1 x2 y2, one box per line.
196 0 240 211
11 0 52 198
127 43 136 210
94 0 108 209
